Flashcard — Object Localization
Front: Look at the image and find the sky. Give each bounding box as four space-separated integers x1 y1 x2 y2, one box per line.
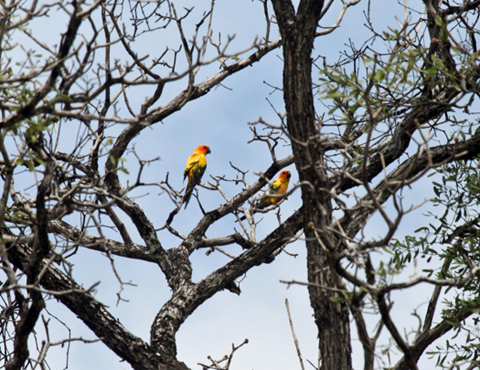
3 0 474 369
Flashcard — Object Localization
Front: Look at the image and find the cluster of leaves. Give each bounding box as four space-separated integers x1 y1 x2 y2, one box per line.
386 155 480 367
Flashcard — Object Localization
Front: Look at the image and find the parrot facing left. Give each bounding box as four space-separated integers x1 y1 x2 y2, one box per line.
182 145 211 208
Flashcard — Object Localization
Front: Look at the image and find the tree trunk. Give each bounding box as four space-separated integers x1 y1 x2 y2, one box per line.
271 1 352 369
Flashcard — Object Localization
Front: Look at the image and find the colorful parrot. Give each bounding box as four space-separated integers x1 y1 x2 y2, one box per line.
239 169 291 221
182 145 211 208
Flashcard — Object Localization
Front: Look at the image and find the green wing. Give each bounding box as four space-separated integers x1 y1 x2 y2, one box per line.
257 179 281 209
191 163 206 187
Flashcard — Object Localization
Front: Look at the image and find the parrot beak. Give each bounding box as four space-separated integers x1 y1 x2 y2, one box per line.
286 171 291 179
207 148 211 154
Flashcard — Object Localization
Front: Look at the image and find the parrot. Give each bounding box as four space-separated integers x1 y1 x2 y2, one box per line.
239 169 291 221
182 145 211 208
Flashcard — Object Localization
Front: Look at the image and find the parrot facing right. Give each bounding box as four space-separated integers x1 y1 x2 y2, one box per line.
182 145 211 208
239 169 291 221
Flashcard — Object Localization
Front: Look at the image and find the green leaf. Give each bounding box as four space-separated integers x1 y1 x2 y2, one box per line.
374 69 385 82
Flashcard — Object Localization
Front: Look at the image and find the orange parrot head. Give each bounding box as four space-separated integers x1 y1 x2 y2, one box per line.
195 145 211 155
279 170 291 181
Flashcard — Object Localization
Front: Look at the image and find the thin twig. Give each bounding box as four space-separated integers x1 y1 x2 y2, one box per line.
285 299 305 370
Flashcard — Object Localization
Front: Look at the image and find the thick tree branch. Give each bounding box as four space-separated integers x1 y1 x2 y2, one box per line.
341 131 480 240
48 219 156 262
6 156 55 370
6 242 189 370
392 303 479 370
151 208 304 357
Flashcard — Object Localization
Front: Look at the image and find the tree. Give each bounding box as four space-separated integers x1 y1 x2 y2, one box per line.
1 0 480 369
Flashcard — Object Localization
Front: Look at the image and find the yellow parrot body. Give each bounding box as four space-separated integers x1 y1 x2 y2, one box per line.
183 145 211 208
257 170 291 208
239 170 291 221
